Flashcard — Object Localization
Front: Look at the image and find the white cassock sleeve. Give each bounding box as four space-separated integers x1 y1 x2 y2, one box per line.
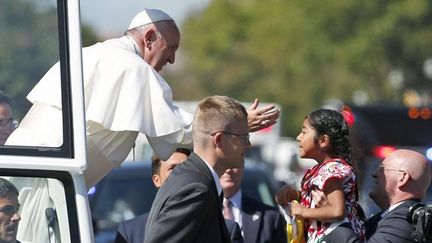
4 37 194 243
9 40 193 183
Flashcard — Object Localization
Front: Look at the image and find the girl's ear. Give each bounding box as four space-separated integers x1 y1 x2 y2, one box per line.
319 134 331 150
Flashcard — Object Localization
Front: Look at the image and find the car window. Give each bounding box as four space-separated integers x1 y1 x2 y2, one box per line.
0 0 77 158
89 164 158 231
0 170 81 243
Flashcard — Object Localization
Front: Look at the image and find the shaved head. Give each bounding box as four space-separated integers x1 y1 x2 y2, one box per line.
370 149 431 209
394 149 431 199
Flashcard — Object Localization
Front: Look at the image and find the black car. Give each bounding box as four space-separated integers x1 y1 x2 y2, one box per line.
88 161 279 243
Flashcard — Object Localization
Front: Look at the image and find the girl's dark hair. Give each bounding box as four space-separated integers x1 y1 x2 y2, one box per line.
307 109 355 169
307 109 365 220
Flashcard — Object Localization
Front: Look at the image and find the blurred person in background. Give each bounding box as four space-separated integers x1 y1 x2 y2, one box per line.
221 166 286 243
0 178 22 243
0 92 18 145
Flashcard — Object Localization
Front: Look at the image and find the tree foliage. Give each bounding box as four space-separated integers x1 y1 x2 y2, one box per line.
170 0 432 136
0 0 99 119
0 0 59 116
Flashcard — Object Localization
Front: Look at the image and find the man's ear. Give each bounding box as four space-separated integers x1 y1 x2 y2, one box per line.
212 132 223 148
144 29 158 49
397 171 410 187
152 175 161 188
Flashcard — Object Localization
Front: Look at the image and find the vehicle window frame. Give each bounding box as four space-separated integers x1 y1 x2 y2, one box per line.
0 168 80 243
0 0 74 158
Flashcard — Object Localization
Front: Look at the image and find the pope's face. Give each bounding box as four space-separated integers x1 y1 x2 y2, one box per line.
146 23 180 72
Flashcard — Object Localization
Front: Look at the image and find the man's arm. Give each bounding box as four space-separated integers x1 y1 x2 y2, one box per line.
144 182 213 243
366 211 414 243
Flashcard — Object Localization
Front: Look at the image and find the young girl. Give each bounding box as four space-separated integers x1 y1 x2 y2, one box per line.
276 108 365 242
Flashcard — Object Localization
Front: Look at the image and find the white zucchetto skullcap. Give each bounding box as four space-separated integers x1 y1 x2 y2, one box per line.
128 8 174 30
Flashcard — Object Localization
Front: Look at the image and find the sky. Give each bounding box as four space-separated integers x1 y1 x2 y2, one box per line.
80 0 211 37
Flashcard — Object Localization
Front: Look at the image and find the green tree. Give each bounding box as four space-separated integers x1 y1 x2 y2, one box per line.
0 0 59 117
0 0 99 119
171 0 432 136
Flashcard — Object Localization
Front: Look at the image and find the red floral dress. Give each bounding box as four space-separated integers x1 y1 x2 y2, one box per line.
300 158 365 242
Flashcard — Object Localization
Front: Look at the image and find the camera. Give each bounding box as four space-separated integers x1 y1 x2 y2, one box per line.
407 202 432 243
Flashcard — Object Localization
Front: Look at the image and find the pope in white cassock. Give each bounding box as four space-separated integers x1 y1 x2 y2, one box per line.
6 8 280 243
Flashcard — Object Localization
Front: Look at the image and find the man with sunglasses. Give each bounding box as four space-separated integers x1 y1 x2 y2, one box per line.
309 149 431 243
0 178 22 243
145 95 250 243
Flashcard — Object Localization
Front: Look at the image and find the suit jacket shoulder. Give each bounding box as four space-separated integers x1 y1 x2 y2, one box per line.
115 213 148 243
242 195 287 243
366 200 417 243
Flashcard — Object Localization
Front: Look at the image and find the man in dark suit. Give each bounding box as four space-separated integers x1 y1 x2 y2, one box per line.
363 149 431 243
115 148 243 243
117 214 242 243
221 167 287 243
144 95 252 243
114 148 190 243
313 149 431 243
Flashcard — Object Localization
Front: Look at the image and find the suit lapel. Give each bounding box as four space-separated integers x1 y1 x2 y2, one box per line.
364 212 382 239
242 195 261 243
189 153 231 242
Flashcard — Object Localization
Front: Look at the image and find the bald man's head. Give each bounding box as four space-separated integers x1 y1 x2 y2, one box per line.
396 149 431 199
370 149 431 209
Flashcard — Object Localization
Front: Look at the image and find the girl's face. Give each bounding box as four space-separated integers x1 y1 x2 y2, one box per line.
296 118 320 160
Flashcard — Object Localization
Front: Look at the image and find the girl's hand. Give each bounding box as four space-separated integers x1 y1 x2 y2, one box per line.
275 185 299 207
290 201 305 218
